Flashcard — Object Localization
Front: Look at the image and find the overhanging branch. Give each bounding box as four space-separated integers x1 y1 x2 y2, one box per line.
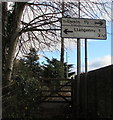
22 29 61 33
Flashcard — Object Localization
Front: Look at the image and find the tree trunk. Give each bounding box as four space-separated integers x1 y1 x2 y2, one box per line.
2 2 26 84
2 2 7 72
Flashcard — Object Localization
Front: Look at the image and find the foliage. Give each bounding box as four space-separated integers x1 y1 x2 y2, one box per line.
3 48 42 118
42 57 65 91
42 57 64 78
14 48 42 78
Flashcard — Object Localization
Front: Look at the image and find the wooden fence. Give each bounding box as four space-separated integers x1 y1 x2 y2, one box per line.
77 65 113 118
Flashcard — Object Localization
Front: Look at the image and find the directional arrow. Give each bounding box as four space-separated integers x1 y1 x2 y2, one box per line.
95 21 103 26
63 29 73 34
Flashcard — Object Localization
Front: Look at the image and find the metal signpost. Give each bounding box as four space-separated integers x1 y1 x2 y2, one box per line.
61 17 106 118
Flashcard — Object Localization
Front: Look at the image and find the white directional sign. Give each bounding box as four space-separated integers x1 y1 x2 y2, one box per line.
61 18 107 39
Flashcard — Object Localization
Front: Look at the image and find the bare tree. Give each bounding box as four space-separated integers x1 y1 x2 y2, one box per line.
2 0 112 84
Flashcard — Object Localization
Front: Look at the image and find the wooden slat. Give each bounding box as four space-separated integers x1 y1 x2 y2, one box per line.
39 78 71 81
41 96 71 98
60 84 71 87
42 101 71 103
42 90 71 92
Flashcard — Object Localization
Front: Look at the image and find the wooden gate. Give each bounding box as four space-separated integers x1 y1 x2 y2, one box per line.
39 78 72 104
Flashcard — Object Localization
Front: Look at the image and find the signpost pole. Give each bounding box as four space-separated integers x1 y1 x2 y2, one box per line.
85 38 87 73
76 1 81 118
85 38 88 118
66 52 68 78
76 38 81 117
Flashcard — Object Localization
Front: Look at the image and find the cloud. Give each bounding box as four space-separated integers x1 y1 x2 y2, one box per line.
88 55 111 71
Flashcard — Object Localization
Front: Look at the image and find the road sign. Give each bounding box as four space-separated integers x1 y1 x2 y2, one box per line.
61 18 106 39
